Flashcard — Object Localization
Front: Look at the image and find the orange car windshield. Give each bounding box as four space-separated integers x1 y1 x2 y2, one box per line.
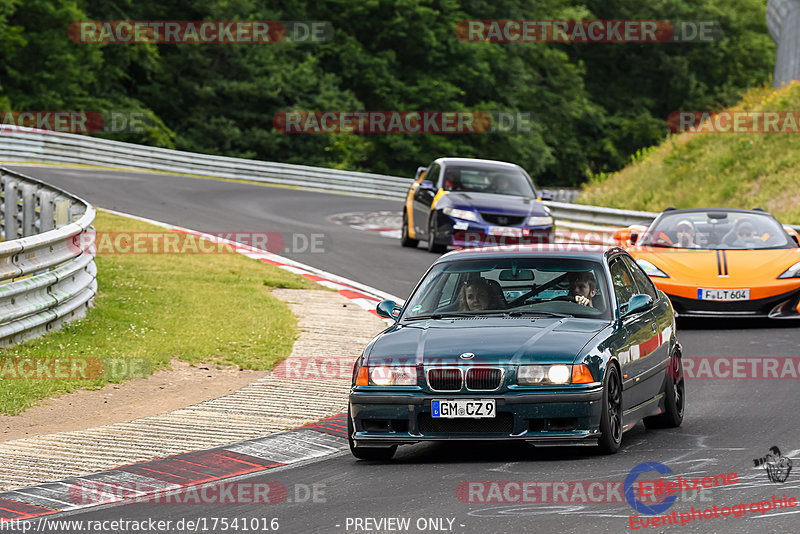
638 212 795 250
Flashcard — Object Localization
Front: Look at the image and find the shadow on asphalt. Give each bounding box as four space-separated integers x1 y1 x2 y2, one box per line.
353 424 654 465
676 317 800 330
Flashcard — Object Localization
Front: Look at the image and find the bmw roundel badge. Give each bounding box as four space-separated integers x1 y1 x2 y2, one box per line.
460 352 475 359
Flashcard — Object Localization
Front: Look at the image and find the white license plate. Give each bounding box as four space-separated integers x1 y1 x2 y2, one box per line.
697 288 750 301
487 226 522 237
431 399 495 418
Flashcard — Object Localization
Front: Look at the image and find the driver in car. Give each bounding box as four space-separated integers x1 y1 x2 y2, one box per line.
444 168 462 191
568 271 598 307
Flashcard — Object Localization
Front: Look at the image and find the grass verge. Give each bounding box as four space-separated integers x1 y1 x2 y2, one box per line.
0 211 317 415
579 82 800 224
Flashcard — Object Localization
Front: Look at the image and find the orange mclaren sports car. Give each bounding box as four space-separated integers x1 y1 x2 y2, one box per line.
613 208 800 319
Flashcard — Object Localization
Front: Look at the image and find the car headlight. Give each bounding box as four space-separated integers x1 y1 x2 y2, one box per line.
442 208 480 222
526 216 553 227
357 366 417 386
778 261 800 279
518 364 571 385
636 259 669 278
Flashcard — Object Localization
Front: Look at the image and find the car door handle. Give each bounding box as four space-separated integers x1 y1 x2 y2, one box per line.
651 323 658 333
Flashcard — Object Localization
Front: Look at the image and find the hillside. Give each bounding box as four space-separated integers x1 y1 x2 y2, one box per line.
579 82 800 224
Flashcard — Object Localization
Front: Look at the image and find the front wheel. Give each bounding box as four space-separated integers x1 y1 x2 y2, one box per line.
426 215 447 253
644 354 685 429
597 364 623 454
348 408 397 460
400 211 419 248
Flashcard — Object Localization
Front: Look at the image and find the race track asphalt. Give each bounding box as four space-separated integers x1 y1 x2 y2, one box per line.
10 165 800 534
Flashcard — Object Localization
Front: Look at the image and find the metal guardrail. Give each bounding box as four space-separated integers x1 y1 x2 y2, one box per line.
0 167 96 347
2 126 796 233
0 126 581 203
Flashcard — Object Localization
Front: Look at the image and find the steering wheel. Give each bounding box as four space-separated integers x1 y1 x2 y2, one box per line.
548 295 577 303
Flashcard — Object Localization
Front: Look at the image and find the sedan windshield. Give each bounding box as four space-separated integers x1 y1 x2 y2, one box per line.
402 257 611 320
638 211 795 250
442 165 537 197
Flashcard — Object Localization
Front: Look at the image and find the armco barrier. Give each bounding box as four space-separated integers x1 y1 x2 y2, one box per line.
0 125 580 203
0 167 96 347
2 126 796 234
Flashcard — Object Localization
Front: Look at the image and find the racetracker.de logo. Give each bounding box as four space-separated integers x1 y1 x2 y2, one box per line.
668 110 800 134
68 481 287 505
456 20 720 43
272 111 533 134
68 21 333 44
1 111 151 134
69 231 326 255
670 356 800 380
0 357 150 380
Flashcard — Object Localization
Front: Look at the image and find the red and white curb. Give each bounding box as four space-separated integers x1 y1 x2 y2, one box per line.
102 209 405 317
0 212 403 521
0 415 348 523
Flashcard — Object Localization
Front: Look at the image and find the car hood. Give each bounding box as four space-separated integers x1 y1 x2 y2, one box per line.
366 317 605 366
443 192 547 217
632 247 800 286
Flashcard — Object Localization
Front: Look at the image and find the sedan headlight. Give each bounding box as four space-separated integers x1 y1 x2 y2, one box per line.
517 364 595 385
778 261 800 279
442 207 480 222
526 216 553 227
518 364 571 385
636 259 669 278
356 366 417 386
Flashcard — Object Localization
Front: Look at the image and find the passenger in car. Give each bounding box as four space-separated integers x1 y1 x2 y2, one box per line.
458 278 505 311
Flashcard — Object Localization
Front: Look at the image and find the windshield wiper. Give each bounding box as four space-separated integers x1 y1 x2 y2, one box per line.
504 311 573 318
404 312 506 321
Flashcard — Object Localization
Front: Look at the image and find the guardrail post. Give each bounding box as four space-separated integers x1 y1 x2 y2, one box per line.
4 179 19 241
21 184 36 237
39 190 55 232
55 198 70 228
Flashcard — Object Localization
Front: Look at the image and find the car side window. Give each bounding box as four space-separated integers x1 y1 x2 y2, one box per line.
609 257 636 311
622 256 658 301
428 164 441 187
436 274 460 308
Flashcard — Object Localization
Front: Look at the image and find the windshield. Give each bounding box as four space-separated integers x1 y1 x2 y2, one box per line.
638 211 795 250
442 165 537 197
401 257 611 321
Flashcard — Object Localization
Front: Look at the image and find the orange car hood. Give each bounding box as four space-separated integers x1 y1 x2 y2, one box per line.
631 247 800 288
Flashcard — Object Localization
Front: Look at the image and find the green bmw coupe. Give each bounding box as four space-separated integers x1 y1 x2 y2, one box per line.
348 244 685 459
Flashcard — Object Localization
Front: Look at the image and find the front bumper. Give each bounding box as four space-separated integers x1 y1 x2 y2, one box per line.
349 388 603 446
667 288 800 319
432 214 553 248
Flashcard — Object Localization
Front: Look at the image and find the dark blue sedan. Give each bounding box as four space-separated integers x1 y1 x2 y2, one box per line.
401 157 555 252
348 244 685 459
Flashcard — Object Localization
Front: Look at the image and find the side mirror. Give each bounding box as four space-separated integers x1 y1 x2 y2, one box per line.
621 294 653 317
613 225 648 247
419 180 435 191
376 300 402 320
539 191 553 201
414 166 427 181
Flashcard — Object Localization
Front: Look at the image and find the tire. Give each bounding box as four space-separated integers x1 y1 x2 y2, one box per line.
348 408 397 461
597 364 623 454
644 354 685 429
400 211 419 248
426 215 447 253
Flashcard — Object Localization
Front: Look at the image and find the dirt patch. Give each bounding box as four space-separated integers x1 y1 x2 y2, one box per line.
0 358 268 442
